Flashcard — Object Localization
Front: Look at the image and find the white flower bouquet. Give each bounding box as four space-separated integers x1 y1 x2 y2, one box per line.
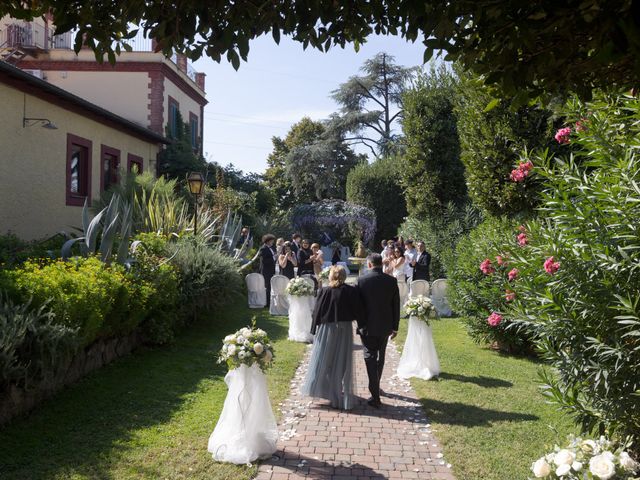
285 277 314 297
405 295 438 325
218 321 275 372
317 267 331 280
530 435 639 479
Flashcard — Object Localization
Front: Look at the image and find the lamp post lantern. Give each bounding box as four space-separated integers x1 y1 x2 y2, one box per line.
187 171 205 235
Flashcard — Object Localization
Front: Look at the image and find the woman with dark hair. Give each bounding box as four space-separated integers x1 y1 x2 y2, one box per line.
302 266 362 410
278 241 297 279
390 246 406 282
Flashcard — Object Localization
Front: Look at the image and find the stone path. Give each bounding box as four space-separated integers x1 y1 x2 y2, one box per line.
256 333 455 480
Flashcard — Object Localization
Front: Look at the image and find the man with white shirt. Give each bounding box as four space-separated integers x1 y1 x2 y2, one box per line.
404 239 417 283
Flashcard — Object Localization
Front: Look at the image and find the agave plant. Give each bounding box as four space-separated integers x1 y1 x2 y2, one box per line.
216 210 243 257
61 195 133 264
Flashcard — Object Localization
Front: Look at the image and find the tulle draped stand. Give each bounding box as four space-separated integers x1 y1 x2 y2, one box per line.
302 321 354 410
207 363 278 464
397 316 440 380
288 295 314 343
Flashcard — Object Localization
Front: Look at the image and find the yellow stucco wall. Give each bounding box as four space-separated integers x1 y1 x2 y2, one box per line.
0 82 160 240
45 71 150 127
164 79 202 131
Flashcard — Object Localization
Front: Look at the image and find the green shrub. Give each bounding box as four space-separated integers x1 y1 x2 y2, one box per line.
171 238 242 314
346 157 407 246
400 202 481 279
8 257 136 345
503 93 640 445
129 235 181 344
0 233 66 268
448 216 534 353
0 295 78 390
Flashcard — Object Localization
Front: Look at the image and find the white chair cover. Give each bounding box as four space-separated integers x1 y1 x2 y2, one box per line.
409 279 430 298
321 261 350 274
245 273 266 308
397 316 440 380
269 275 290 316
208 363 278 463
431 279 452 317
397 279 409 311
288 296 314 343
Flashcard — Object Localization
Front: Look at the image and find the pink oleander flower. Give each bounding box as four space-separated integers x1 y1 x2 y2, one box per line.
520 160 533 172
517 232 528 246
480 258 495 275
508 268 519 281
555 127 571 144
505 290 516 302
487 312 503 327
544 256 560 275
510 168 527 182
575 119 587 132
496 255 505 266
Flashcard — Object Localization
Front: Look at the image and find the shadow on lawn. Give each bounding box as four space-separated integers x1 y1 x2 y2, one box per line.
418 398 539 427
0 301 256 480
438 372 513 388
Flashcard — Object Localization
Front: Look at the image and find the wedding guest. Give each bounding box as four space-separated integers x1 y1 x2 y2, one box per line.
236 226 251 248
413 241 432 281
291 233 302 254
404 239 417 283
332 243 342 265
259 234 277 307
302 266 362 410
311 243 324 276
382 240 395 274
276 237 285 253
391 246 406 282
297 239 315 276
380 239 387 253
278 241 297 279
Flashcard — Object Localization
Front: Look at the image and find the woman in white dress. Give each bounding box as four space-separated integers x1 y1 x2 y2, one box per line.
311 243 324 286
390 246 406 282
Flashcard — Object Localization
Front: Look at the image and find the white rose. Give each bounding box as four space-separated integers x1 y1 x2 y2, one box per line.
244 340 251 348
256 329 266 337
554 449 576 466
227 344 236 356
236 335 245 344
620 452 638 472
555 464 571 476
254 343 264 355
581 440 598 454
572 461 583 472
224 334 235 343
532 458 552 478
589 453 616 479
264 349 273 362
241 327 251 336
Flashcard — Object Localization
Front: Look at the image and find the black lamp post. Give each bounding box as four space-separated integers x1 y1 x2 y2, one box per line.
187 171 205 235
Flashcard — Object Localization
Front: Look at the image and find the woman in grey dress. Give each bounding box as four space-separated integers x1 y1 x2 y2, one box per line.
302 266 362 410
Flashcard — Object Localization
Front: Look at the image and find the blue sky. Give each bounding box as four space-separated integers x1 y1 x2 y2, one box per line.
192 34 428 175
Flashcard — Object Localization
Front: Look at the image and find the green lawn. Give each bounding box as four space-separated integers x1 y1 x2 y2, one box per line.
395 317 573 480
0 302 305 480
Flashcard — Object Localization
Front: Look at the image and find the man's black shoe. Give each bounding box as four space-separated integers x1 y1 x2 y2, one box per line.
367 397 382 408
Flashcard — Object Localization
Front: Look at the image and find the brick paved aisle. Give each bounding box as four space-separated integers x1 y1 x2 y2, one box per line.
256 332 456 480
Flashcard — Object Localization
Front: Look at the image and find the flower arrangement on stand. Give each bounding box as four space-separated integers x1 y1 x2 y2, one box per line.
285 277 314 297
218 321 275 372
404 295 438 325
530 435 638 479
317 267 331 281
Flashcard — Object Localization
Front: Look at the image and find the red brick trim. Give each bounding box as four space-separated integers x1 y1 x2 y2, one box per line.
127 153 143 174
99 144 121 192
18 59 207 105
147 70 164 134
66 133 92 207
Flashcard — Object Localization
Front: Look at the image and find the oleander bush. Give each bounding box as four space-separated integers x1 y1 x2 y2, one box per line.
502 105 640 448
447 215 535 353
0 295 77 390
170 237 243 313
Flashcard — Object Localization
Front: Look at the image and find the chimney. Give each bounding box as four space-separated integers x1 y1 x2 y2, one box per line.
176 54 187 74
195 72 206 91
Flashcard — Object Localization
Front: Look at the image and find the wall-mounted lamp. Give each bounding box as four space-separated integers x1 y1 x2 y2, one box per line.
23 117 58 129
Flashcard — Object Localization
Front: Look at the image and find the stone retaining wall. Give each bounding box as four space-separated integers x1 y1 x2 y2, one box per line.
0 332 140 426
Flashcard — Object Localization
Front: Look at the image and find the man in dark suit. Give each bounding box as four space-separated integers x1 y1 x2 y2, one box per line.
356 253 400 407
259 234 276 307
412 241 432 282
